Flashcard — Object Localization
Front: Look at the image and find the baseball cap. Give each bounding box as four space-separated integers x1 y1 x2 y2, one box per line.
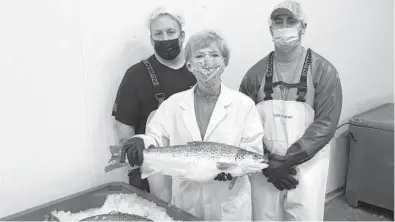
270 0 307 24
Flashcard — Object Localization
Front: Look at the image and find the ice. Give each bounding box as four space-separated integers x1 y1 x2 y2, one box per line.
51 193 177 221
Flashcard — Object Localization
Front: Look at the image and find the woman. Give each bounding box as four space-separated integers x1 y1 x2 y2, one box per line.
123 30 264 221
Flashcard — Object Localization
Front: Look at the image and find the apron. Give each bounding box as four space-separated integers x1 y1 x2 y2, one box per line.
250 49 330 221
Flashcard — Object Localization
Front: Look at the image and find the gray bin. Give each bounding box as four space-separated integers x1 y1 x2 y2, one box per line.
0 182 201 221
345 103 394 211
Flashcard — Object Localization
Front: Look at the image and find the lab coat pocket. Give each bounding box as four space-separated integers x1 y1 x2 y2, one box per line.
220 191 251 221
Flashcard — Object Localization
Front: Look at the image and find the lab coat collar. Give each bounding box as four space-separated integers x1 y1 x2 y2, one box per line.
180 82 232 141
179 82 232 109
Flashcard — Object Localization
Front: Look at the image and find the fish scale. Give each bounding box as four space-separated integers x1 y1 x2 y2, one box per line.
145 142 240 161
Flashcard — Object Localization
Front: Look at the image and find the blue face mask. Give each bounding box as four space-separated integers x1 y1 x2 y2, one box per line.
272 28 301 52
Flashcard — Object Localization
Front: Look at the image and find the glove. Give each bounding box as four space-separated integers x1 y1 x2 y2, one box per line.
262 146 302 191
122 137 145 167
128 168 150 193
214 172 233 181
263 166 298 191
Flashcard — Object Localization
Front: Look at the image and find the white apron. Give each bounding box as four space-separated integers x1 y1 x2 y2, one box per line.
250 50 330 221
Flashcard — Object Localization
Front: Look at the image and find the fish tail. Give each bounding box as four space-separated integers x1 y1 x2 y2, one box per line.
140 166 157 179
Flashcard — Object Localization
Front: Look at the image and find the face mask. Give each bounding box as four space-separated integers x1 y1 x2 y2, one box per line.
153 38 181 60
272 28 301 52
189 59 225 88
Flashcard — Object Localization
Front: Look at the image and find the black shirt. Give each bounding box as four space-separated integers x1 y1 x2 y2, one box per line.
112 55 196 134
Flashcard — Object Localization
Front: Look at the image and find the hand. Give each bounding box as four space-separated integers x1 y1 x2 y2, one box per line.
122 137 145 167
214 172 233 181
128 169 150 193
263 166 299 190
262 159 299 191
268 176 297 191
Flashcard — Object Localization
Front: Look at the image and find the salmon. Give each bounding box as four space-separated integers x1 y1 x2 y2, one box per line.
105 141 268 189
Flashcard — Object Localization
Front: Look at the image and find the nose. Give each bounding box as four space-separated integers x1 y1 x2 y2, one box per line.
162 33 170 41
282 21 287 28
203 54 211 62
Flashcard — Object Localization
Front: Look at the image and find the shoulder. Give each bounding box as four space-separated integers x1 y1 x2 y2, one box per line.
242 53 272 80
124 55 155 81
309 49 339 81
225 86 256 107
178 66 197 82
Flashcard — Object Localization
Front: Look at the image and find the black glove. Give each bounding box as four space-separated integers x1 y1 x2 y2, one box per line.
262 149 301 191
122 137 145 167
263 166 298 191
128 168 150 193
214 172 233 181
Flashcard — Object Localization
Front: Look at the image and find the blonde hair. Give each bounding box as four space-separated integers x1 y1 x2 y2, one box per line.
184 30 230 66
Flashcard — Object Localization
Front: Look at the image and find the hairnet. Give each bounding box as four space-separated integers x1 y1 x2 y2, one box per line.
268 0 307 26
147 7 185 30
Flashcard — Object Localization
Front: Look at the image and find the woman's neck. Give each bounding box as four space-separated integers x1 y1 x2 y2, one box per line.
195 82 221 100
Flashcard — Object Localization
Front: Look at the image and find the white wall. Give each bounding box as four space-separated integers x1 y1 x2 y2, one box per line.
0 0 393 218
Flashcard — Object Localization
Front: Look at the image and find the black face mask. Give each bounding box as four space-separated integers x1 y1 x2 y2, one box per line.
153 38 181 60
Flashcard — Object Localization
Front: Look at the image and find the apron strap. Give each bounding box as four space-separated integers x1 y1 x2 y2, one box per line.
142 59 166 107
296 48 312 103
273 81 305 89
263 51 275 101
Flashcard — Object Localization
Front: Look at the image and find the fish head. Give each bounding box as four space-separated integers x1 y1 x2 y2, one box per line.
235 150 269 174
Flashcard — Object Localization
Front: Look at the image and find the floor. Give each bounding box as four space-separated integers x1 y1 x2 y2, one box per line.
324 194 394 221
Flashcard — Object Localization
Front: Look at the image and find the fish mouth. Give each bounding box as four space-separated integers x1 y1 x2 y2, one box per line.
260 159 269 164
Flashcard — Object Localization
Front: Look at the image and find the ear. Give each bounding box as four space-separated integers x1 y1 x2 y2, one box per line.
223 58 229 67
269 26 274 36
179 31 185 45
300 23 307 36
186 61 193 72
150 34 155 47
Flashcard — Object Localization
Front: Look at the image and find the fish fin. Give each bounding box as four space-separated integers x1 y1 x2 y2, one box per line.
228 177 238 190
140 166 157 179
216 162 237 171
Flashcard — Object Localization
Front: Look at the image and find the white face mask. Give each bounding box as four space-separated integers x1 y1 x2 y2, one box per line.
272 28 300 52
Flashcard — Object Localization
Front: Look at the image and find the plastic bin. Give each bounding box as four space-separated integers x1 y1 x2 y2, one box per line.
345 103 394 211
1 182 200 221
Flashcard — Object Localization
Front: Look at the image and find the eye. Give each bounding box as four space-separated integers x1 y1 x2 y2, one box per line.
167 30 176 35
154 32 162 36
195 55 203 58
288 18 298 24
274 20 282 25
211 53 220 57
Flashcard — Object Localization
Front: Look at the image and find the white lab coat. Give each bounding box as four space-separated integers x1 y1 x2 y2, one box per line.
137 83 264 221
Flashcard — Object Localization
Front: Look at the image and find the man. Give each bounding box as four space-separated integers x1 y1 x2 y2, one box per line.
111 7 196 197
239 0 343 221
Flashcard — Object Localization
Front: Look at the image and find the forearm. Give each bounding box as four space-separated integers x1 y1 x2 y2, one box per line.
114 120 135 145
296 80 342 158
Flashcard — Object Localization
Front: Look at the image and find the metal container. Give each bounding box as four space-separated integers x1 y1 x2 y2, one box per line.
1 182 200 221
